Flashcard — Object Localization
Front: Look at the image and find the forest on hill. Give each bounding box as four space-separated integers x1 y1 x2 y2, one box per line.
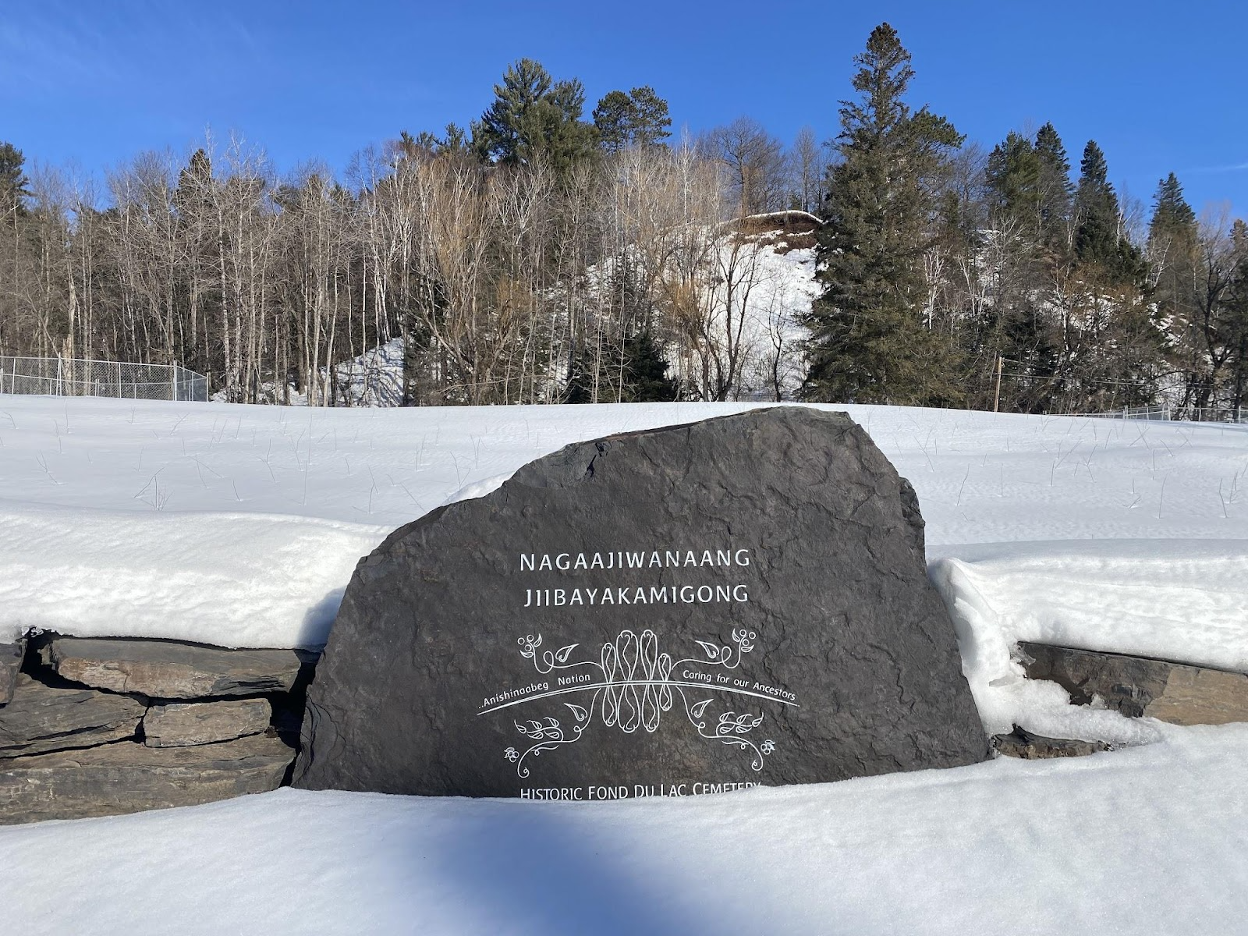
1 24 1245 414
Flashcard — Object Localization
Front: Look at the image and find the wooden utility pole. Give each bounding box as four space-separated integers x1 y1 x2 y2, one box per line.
993 355 1003 413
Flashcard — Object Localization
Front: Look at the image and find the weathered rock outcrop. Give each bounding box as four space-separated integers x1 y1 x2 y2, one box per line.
0 733 294 823
992 726 1111 759
40 636 307 699
1 639 23 705
143 699 272 748
0 635 313 823
0 674 145 758
1020 642 1248 726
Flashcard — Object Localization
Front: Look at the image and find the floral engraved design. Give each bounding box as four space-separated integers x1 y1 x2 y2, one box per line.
491 628 788 778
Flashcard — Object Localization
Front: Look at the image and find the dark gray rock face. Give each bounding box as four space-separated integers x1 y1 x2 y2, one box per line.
40 637 307 699
0 639 23 705
0 733 294 823
296 408 987 799
0 674 145 758
1020 642 1248 726
143 699 272 748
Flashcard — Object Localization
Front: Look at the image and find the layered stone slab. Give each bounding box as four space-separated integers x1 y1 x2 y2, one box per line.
0 639 23 705
0 674 144 758
40 637 306 699
0 733 294 823
993 726 1111 759
143 699 272 748
296 407 988 798
1020 642 1248 726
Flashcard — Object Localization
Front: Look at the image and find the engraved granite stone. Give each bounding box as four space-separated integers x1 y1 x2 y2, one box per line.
295 407 988 798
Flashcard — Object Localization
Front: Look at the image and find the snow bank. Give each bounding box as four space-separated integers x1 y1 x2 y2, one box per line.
931 539 1248 740
0 502 382 648
1 396 1245 686
2 723 1245 935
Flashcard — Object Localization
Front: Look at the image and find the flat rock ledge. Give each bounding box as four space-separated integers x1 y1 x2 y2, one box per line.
0 634 315 824
39 636 308 699
144 699 272 748
993 727 1111 760
0 675 145 758
0 733 294 823
1020 642 1248 726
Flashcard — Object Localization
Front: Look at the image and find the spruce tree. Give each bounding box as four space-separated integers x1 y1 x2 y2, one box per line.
1033 123 1073 248
1074 140 1144 284
984 131 1041 232
1225 220 1248 410
1074 142 1120 266
1149 172 1197 242
800 23 964 405
1148 172 1201 400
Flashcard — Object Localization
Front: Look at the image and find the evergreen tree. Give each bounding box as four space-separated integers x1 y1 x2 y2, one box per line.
593 86 672 153
1074 141 1116 262
1148 172 1197 243
565 329 679 403
801 23 964 405
472 59 598 173
1225 220 1248 410
1074 140 1144 283
984 131 1041 231
0 141 29 216
1032 122 1073 248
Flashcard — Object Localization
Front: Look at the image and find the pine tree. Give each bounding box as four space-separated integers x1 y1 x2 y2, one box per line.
801 23 964 405
0 141 29 216
593 86 672 153
472 59 598 173
592 91 635 153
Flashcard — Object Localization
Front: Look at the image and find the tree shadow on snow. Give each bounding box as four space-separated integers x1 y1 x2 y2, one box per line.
420 802 713 936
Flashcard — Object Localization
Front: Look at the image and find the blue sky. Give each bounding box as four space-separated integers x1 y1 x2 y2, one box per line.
3 0 1246 222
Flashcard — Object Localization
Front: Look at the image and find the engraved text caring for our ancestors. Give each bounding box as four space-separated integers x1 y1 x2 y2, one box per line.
478 546 800 798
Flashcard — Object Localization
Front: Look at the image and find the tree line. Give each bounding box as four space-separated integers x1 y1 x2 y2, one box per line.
1 27 1246 413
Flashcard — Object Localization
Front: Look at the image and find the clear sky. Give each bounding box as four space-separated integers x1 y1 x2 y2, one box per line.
4 0 1246 222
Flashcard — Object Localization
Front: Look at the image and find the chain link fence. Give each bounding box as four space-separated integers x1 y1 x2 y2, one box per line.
1072 404 1247 424
0 356 208 402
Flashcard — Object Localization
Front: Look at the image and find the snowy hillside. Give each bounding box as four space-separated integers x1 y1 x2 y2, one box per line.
261 236 821 407
1 396 1246 934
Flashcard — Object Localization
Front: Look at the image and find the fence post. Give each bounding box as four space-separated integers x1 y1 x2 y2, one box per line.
170 364 178 402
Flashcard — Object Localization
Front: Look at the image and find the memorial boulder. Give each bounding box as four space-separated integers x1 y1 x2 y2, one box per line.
295 407 987 799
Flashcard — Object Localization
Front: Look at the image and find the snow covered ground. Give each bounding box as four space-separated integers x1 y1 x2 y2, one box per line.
5 723 1247 935
1 394 1246 933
